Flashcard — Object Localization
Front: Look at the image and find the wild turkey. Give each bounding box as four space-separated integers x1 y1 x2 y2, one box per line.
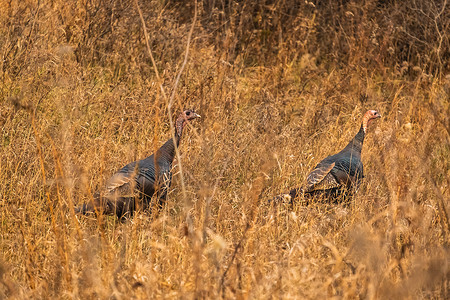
276 110 381 203
76 109 201 219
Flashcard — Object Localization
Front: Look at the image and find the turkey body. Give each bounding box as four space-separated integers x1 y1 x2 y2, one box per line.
303 130 364 197
77 110 200 219
99 138 176 218
278 110 380 202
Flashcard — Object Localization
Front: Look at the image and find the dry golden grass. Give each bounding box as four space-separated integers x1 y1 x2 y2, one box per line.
1 0 449 299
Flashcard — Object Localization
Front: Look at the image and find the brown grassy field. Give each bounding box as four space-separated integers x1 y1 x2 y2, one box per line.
1 0 449 298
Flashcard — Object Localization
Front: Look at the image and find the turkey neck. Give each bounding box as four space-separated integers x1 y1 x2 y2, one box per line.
343 124 365 154
156 116 185 163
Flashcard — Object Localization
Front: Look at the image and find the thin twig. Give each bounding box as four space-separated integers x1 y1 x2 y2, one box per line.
203 159 230 244
219 166 270 297
135 0 198 228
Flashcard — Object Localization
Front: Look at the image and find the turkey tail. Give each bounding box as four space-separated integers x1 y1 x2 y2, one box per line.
75 203 94 215
74 196 107 216
75 196 136 219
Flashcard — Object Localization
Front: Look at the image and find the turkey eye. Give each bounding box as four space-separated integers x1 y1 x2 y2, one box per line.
186 111 191 116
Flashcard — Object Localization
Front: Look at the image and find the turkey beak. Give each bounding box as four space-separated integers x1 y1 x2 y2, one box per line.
194 113 201 119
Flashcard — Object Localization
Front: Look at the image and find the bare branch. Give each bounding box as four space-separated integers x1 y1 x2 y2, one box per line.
135 0 198 231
